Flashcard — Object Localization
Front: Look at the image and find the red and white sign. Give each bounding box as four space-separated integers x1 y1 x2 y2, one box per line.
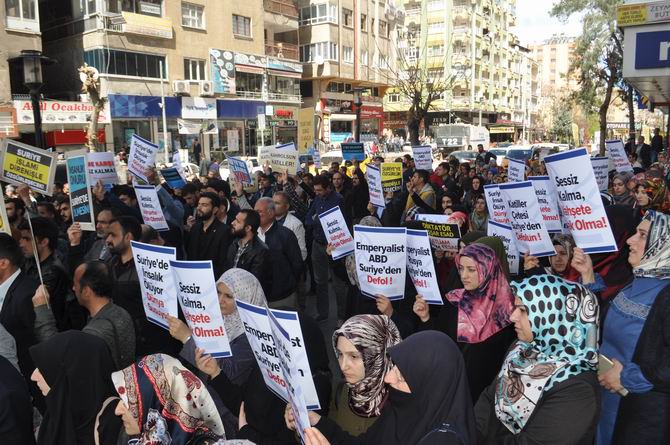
14 100 111 125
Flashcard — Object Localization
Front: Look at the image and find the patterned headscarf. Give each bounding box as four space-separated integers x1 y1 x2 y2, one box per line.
112 354 225 444
332 315 401 418
446 243 514 343
216 268 268 341
634 210 670 279
495 275 599 434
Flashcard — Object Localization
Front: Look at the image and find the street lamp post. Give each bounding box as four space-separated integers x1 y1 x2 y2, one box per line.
353 87 363 142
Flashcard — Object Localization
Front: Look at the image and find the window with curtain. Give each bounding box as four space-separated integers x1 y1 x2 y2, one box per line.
232 14 251 37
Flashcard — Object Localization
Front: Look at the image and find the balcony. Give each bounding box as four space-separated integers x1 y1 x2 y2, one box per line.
264 0 298 18
265 41 299 61
268 92 301 103
236 90 264 100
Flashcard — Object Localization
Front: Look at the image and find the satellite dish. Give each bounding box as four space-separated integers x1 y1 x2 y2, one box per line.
314 55 325 65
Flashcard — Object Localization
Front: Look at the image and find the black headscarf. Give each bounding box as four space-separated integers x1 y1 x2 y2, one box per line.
344 169 370 224
368 331 476 444
30 331 115 445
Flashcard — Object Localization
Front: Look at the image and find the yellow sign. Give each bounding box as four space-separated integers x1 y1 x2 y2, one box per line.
617 4 647 26
0 201 10 235
489 127 515 134
0 139 57 196
381 162 403 192
297 107 315 154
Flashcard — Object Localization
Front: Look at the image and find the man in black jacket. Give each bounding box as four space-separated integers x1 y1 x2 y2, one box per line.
185 192 232 279
226 209 270 287
254 197 303 308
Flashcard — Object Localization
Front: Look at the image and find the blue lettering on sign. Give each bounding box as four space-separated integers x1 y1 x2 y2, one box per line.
635 30 670 69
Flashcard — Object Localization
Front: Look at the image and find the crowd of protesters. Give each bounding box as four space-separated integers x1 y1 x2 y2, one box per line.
0 129 669 445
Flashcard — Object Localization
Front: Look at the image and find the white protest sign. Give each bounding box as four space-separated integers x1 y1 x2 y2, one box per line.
499 181 556 257
236 301 321 410
415 214 449 223
412 146 433 171
130 241 179 329
313 150 321 169
354 226 406 300
170 260 232 358
128 134 159 181
591 157 610 191
134 185 169 231
487 220 520 275
259 144 300 175
87 151 119 185
544 148 618 254
406 229 442 305
318 207 354 260
484 184 509 225
605 140 634 173
528 176 562 233
366 164 385 209
507 157 526 182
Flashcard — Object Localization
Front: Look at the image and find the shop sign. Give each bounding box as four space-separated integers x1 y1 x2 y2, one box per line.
267 57 303 74
14 100 110 125
322 98 353 113
489 126 515 134
274 109 295 119
606 122 643 130
209 49 236 94
635 30 670 69
234 52 267 68
181 97 217 119
359 105 384 119
121 11 173 39
617 2 670 27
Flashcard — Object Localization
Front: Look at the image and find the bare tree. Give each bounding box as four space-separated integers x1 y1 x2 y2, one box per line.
78 64 106 152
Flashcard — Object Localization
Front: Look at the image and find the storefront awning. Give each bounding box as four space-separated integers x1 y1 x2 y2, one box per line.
236 65 266 75
267 69 302 79
330 113 357 122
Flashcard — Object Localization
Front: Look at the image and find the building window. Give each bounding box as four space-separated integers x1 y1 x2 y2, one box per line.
361 14 367 32
343 46 353 63
378 54 388 69
300 42 338 63
5 0 37 20
428 45 444 57
386 93 401 103
342 8 352 27
299 3 338 26
379 20 388 38
326 82 352 93
84 49 166 79
269 76 300 97
236 72 264 93
184 58 206 81
121 0 162 16
361 50 368 66
232 14 251 37
181 2 204 29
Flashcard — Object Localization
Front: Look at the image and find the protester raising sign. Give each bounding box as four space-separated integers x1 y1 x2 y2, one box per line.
499 181 556 257
590 157 610 191
507 157 526 182
406 229 443 305
66 150 95 231
341 142 366 161
487 220 520 275
259 144 300 175
484 184 509 225
415 217 461 252
87 151 119 185
160 167 187 189
0 139 57 196
319 206 354 260
605 140 634 173
366 164 385 209
130 241 179 329
544 148 618 253
170 260 232 358
412 146 433 171
354 226 406 300
236 300 321 410
135 185 169 231
227 156 253 185
528 176 562 233
128 134 159 181
381 162 403 192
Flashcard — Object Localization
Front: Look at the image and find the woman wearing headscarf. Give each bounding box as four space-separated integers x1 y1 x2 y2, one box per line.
343 169 370 225
287 331 477 444
111 353 225 444
475 275 601 443
328 315 402 436
462 176 484 213
597 210 670 445
611 172 636 207
29 330 115 445
632 176 670 217
468 195 488 233
413 242 516 401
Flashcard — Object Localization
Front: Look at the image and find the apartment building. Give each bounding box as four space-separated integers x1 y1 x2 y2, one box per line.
297 0 404 146
529 33 578 97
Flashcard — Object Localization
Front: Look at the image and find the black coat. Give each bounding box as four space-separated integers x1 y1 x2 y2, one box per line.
0 271 38 378
186 218 232 280
225 236 270 287
0 356 35 445
262 223 303 302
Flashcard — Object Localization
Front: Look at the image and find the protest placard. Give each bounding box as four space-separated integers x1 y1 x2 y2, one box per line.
605 140 634 173
366 164 385 209
236 300 321 409
544 148 617 253
130 241 179 329
591 157 610 191
381 162 403 192
66 150 95 231
128 134 159 181
415 214 449 224
507 157 526 182
483 184 510 225
406 229 442 305
259 145 300 175
0 139 57 196
87 151 119 185
160 167 187 189
354 226 406 300
313 150 321 169
528 176 562 233
135 185 169 231
319 206 354 260
170 260 232 358
487 220 520 274
415 219 461 251
276 142 297 151
342 142 366 161
499 181 555 257
412 146 433 171
227 156 253 185
0 201 10 235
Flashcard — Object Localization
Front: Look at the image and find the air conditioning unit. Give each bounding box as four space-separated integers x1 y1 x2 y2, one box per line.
199 80 214 96
172 80 190 95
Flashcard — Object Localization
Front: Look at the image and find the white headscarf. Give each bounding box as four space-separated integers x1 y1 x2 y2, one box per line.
216 268 268 340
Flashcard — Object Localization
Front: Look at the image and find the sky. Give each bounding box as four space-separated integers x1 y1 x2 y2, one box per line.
512 0 584 46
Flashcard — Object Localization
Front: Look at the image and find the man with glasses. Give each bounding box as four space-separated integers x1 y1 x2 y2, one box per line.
67 207 118 271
